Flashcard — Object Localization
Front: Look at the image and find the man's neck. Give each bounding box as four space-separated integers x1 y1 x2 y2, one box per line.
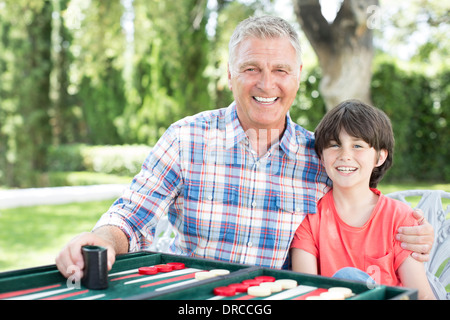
246 127 285 157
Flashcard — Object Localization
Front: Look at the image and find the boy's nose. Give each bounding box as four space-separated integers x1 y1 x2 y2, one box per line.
338 149 352 161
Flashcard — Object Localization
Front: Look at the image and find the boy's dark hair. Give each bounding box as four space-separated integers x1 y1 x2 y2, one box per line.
314 99 394 188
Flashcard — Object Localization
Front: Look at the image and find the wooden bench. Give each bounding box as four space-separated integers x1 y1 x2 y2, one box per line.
387 190 450 300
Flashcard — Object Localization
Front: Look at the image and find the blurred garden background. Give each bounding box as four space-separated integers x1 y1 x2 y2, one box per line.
0 0 448 272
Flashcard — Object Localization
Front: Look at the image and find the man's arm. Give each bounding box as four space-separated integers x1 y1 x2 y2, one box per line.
56 126 183 279
55 226 129 279
396 209 434 262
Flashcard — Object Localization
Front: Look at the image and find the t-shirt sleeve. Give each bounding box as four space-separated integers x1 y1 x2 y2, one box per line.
291 214 319 258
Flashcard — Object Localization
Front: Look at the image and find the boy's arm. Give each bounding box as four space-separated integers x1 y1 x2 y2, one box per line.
291 248 318 275
397 255 436 300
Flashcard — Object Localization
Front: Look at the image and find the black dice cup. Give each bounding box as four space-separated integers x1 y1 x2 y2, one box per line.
81 245 108 290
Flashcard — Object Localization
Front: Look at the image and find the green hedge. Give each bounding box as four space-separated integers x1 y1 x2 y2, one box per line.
47 144 152 176
371 62 449 183
24 60 450 186
290 61 449 184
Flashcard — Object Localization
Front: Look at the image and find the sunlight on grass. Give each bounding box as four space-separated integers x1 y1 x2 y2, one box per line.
378 182 450 217
0 199 114 272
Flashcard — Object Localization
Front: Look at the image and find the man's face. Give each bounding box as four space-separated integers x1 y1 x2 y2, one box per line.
228 36 302 134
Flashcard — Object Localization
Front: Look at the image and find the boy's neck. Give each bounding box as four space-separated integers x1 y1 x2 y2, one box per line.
332 187 379 228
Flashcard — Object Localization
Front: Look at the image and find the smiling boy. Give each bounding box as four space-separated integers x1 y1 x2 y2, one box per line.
290 100 436 299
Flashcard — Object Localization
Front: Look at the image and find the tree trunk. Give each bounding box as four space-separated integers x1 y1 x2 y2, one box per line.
293 0 378 109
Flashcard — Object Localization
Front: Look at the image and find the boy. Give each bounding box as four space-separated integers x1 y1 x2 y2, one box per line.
290 100 435 299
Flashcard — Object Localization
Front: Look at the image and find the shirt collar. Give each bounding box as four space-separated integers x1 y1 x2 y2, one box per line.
224 102 299 160
279 113 300 160
225 102 247 149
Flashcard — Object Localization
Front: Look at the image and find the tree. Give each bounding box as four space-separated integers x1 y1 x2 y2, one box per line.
116 0 213 145
0 0 53 187
50 0 76 145
63 0 127 145
293 0 378 109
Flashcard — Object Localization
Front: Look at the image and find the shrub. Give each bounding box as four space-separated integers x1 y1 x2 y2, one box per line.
47 144 152 177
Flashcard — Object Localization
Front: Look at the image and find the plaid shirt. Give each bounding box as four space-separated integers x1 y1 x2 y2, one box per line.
94 102 329 269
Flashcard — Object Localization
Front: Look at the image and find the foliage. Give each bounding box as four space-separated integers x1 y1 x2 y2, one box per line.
116 0 214 145
290 57 449 183
371 56 449 182
45 171 132 187
0 0 448 188
47 144 151 176
81 144 150 176
289 65 328 132
0 1 53 187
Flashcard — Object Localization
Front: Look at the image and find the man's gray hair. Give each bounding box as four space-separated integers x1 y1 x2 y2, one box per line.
229 16 302 68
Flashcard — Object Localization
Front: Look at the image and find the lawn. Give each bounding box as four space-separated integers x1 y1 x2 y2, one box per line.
0 199 114 272
0 182 448 275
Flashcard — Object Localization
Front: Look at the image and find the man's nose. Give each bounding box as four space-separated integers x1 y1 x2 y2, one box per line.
257 70 275 91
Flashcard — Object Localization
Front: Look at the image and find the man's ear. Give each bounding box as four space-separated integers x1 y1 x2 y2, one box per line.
298 64 303 83
227 64 232 91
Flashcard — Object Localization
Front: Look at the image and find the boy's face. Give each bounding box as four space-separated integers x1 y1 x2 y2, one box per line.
321 129 387 190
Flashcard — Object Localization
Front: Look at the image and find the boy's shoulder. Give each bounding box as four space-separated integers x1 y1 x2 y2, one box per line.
379 192 413 212
378 192 418 226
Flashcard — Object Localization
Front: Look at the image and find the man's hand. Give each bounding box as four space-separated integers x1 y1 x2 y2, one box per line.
55 226 128 279
396 209 434 262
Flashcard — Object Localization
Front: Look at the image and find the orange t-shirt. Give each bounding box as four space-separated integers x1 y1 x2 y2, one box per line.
291 189 417 287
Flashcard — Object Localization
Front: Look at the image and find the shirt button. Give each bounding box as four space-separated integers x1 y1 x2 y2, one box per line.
247 242 253 247
252 201 257 207
207 195 213 201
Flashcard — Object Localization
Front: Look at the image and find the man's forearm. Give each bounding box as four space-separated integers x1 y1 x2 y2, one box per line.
93 225 130 255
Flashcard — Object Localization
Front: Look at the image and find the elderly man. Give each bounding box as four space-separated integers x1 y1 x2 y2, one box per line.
56 16 433 279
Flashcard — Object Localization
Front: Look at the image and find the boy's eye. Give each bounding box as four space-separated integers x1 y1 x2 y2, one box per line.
354 141 371 148
327 142 339 148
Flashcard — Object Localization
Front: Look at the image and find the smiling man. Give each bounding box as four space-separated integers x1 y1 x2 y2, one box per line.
227 19 302 157
56 16 433 280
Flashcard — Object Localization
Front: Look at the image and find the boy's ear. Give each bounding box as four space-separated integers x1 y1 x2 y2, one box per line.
376 149 388 167
319 156 325 167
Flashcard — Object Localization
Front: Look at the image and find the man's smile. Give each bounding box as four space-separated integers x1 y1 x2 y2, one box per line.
253 96 279 104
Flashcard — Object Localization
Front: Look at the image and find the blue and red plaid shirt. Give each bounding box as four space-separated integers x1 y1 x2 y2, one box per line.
94 102 329 269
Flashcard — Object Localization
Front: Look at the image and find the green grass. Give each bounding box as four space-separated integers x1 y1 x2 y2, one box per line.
378 181 450 194
0 199 114 272
378 182 450 215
